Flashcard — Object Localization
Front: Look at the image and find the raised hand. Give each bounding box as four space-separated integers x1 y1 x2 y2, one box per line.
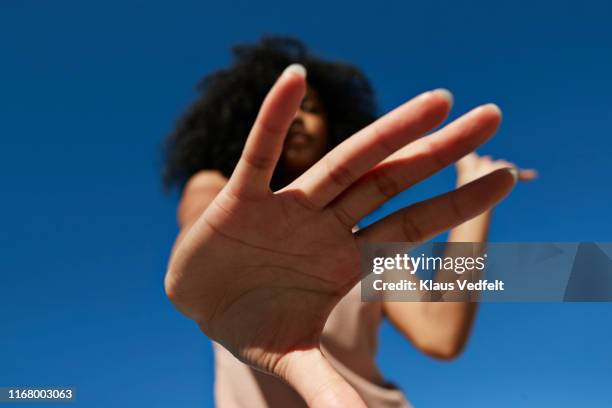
165 64 517 407
456 152 537 187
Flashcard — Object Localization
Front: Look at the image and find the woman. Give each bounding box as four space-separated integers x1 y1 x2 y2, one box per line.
163 37 535 407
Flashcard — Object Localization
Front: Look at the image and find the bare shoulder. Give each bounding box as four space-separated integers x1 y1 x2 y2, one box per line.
178 170 228 226
183 170 228 194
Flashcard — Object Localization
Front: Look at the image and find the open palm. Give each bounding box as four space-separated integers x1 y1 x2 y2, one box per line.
165 65 516 407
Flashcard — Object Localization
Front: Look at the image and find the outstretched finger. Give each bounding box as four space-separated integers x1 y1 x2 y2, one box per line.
356 168 517 243
328 104 502 229
518 168 538 181
279 349 366 408
229 64 307 198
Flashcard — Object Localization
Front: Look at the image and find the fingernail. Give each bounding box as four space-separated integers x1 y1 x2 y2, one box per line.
283 63 307 79
433 88 454 106
484 103 502 118
504 167 519 184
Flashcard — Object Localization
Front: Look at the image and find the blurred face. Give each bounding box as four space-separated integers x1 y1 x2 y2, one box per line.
280 86 328 177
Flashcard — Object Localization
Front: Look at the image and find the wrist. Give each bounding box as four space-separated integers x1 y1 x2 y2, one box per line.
456 176 475 188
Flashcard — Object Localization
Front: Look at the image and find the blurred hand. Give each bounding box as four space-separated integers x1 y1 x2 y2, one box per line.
165 64 517 408
456 152 537 187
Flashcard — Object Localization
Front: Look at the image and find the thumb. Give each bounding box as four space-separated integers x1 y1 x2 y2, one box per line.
278 349 366 408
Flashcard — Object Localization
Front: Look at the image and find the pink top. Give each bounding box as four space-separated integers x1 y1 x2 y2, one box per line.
212 283 412 407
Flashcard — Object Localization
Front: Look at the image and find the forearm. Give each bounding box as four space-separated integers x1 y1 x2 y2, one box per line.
418 210 492 352
448 209 491 242
432 209 491 287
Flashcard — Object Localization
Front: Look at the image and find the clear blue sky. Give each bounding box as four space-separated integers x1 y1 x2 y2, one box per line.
1 1 611 406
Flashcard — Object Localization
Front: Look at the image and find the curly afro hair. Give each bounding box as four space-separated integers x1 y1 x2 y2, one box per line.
163 36 377 191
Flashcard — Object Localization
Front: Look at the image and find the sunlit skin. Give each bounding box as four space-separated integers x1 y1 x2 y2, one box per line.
166 65 537 408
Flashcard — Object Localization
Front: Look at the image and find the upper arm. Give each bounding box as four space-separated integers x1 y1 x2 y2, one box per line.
177 170 228 228
382 302 432 353
382 301 473 360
